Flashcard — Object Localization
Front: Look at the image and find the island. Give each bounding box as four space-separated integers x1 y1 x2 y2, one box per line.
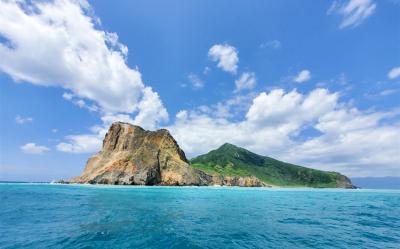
62 122 354 188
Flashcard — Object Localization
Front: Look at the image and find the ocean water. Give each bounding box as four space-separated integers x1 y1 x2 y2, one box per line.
0 184 399 249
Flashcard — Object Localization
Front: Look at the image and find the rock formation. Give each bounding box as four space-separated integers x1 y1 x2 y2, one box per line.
210 175 266 187
65 122 352 188
68 122 212 185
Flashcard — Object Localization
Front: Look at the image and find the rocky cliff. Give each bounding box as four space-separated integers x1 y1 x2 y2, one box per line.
67 122 265 186
68 122 205 185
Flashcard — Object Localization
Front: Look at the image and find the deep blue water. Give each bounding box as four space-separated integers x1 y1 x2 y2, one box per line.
0 184 399 249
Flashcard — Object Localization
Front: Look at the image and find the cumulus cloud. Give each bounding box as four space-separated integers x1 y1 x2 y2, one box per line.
56 113 134 153
56 108 167 153
62 92 74 101
328 0 377 29
208 44 239 74
235 72 257 92
0 0 169 153
294 70 311 83
388 67 400 79
56 133 103 153
170 88 337 156
168 88 400 177
131 87 168 130
56 90 167 153
15 115 33 124
62 92 99 112
21 143 50 154
187 73 204 89
0 0 167 124
285 109 400 177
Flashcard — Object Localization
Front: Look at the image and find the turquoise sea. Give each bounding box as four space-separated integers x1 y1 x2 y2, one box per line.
0 184 399 249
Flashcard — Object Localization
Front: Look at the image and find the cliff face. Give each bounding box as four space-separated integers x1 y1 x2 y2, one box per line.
69 122 212 185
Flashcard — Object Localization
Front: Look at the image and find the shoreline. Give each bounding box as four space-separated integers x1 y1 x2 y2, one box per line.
1 182 400 192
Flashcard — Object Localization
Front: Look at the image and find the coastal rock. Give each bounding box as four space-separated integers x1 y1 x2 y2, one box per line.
68 122 214 185
64 122 353 188
212 175 269 187
335 174 356 189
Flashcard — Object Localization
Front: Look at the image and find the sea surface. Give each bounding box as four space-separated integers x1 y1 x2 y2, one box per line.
0 184 399 249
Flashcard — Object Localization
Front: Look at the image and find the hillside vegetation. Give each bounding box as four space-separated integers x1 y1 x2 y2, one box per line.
190 143 354 188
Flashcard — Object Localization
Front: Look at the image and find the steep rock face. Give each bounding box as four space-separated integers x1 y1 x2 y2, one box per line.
68 122 212 185
334 174 355 189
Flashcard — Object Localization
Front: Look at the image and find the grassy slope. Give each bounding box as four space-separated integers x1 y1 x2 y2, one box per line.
190 143 349 187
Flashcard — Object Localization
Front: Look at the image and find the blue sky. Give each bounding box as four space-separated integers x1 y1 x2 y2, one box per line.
0 0 399 181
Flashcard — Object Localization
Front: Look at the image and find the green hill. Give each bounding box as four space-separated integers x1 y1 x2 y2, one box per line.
190 143 354 188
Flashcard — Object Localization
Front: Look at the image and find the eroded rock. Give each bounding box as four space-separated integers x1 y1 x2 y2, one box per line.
67 122 210 185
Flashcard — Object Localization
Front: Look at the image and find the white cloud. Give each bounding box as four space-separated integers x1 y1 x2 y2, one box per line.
168 88 400 177
62 92 74 101
235 72 257 92
132 87 169 130
56 92 168 153
260 40 281 49
388 67 400 79
62 92 99 112
56 116 116 154
21 143 50 154
1 0 169 153
208 44 239 74
169 88 339 157
286 109 400 177
15 115 33 124
56 133 102 153
380 89 398 96
294 70 311 83
328 0 377 29
52 129 58 133
246 89 337 126
0 0 167 127
187 73 204 89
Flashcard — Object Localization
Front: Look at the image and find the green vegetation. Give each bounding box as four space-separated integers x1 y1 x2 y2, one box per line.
125 155 133 162
190 143 352 188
